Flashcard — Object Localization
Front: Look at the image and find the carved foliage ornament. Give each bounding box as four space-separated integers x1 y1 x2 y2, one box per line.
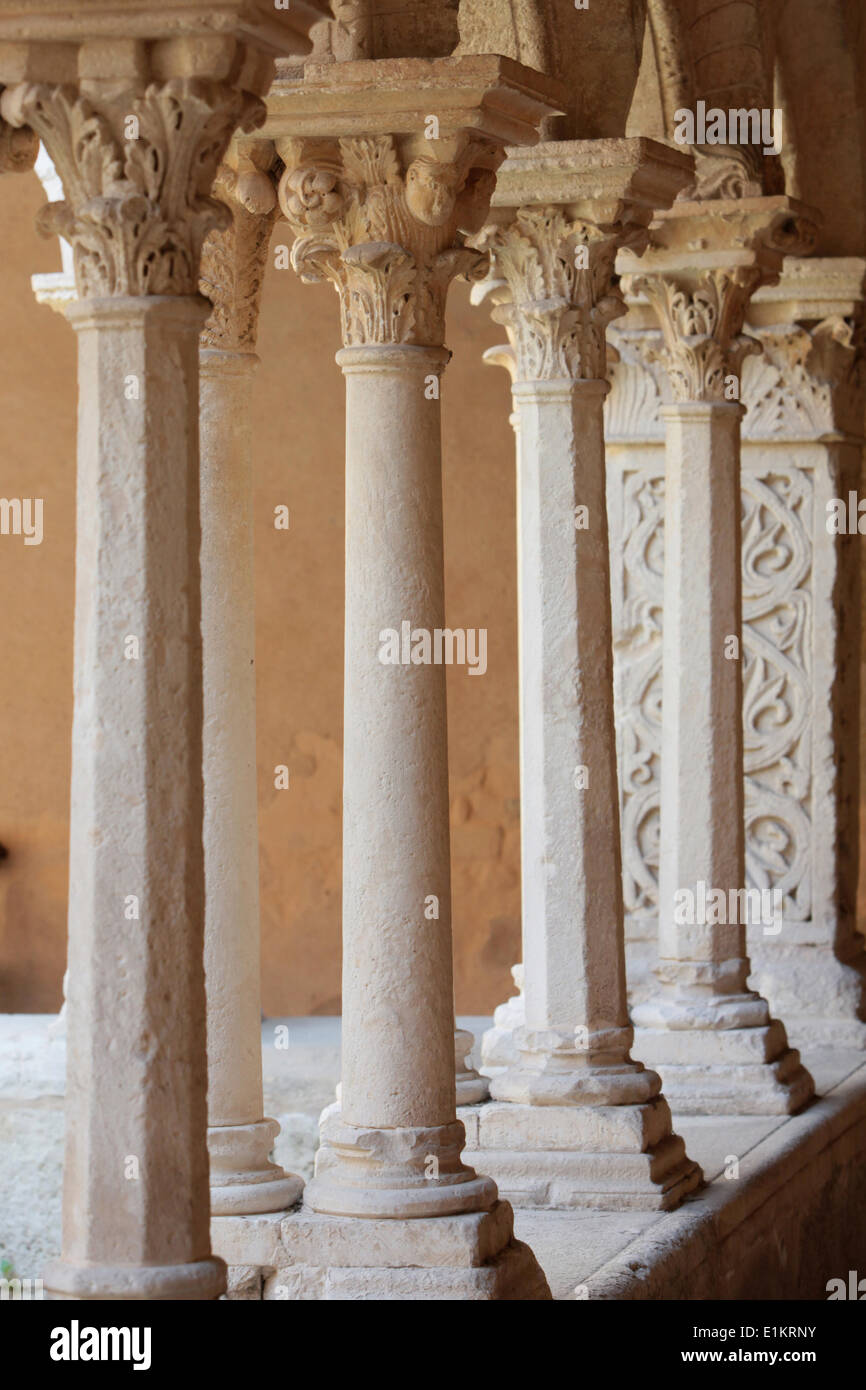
629 267 763 401
200 162 279 352
278 134 497 346
611 462 813 924
474 207 629 382
742 317 866 440
0 80 265 297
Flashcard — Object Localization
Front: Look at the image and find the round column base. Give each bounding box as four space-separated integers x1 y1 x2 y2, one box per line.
208 1118 303 1216
44 1256 226 1302
455 1028 489 1105
305 1104 498 1219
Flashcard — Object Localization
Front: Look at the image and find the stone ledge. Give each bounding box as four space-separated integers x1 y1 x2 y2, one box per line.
515 1059 866 1300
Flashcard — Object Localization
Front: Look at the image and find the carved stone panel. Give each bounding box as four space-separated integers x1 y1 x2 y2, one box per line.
606 335 826 943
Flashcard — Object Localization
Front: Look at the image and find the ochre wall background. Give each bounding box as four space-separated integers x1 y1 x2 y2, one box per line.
0 169 523 1016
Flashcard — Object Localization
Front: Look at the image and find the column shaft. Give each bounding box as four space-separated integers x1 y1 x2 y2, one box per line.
507 379 642 1088
655 401 761 1016
50 296 224 1300
309 344 494 1217
200 349 302 1214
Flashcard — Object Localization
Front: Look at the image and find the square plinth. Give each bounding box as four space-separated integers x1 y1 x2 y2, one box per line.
264 1200 551 1300
634 1026 816 1115
459 1100 702 1211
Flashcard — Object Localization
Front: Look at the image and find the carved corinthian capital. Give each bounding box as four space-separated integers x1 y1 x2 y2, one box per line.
628 266 763 401
200 155 280 352
467 138 694 383
474 206 627 381
277 133 497 346
619 195 821 403
0 80 266 298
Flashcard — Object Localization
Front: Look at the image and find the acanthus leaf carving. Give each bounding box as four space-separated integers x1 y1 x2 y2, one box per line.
278 132 497 346
741 317 866 439
472 206 628 381
1 80 265 298
199 160 280 353
627 267 764 401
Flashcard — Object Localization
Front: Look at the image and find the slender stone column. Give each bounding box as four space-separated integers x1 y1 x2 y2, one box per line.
327 335 490 1213
198 157 304 1224
461 139 701 1211
622 196 818 1114
264 54 560 1299
0 6 322 1299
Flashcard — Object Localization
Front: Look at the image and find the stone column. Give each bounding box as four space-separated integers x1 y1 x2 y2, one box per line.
606 256 866 1053
197 157 303 1234
265 54 560 1299
622 196 817 1114
0 3 322 1300
461 139 701 1211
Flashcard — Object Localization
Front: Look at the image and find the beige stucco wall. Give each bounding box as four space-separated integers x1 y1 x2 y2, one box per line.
0 169 523 1016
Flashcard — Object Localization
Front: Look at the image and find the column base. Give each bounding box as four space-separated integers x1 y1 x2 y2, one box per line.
208 1118 304 1216
746 938 866 1051
43 1256 226 1301
480 965 524 1074
455 1028 489 1105
264 1200 550 1301
459 1098 701 1211
306 1104 496 1218
634 1020 815 1114
489 1027 661 1107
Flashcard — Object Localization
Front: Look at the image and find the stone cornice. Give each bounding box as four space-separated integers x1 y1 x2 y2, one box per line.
263 55 566 150
747 256 866 329
0 1 327 56
486 137 694 228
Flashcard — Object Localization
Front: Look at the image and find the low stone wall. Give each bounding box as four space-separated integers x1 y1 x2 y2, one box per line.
583 1065 866 1300
4 1014 865 1301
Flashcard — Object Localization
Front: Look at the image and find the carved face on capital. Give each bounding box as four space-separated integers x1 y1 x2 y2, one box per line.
405 158 458 228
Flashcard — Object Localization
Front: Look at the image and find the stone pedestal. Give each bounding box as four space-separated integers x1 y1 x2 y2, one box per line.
463 140 701 1207
269 54 561 1295
621 197 819 1114
268 1201 548 1300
